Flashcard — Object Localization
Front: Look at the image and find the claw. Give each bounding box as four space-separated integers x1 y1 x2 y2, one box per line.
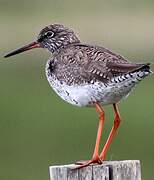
73 160 93 170
73 157 103 170
75 160 89 165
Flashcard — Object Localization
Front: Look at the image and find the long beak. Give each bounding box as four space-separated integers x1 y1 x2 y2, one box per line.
4 41 41 58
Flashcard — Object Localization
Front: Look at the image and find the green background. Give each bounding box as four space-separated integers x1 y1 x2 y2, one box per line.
0 0 154 179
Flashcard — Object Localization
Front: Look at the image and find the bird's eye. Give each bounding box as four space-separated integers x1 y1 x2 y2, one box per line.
45 31 54 37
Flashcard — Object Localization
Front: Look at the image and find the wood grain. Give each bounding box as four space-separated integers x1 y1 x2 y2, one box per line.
49 160 141 180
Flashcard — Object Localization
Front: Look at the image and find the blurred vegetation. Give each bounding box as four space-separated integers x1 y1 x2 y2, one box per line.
0 0 154 180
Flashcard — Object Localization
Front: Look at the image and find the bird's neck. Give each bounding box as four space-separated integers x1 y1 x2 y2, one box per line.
46 34 80 53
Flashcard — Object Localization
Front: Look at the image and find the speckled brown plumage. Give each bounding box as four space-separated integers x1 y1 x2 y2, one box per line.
47 43 150 86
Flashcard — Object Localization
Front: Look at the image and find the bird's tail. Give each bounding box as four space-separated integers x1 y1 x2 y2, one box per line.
131 63 152 74
128 63 152 83
112 63 152 85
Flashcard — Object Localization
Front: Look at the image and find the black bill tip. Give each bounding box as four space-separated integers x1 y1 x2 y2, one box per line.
4 41 41 58
4 51 20 58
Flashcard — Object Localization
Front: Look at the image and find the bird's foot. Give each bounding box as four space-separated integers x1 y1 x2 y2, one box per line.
73 156 102 169
75 160 90 165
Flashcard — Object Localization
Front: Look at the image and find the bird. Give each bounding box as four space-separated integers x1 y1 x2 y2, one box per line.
4 24 152 169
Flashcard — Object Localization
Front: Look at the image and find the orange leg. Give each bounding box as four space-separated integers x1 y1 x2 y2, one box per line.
100 103 121 160
74 102 105 169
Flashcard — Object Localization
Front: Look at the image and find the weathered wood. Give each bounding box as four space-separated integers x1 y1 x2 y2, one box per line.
49 160 141 180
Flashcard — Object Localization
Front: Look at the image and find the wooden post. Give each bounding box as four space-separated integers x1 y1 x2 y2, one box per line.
49 160 141 180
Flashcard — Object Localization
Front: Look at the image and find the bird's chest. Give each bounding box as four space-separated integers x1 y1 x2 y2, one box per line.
45 71 98 107
45 60 87 106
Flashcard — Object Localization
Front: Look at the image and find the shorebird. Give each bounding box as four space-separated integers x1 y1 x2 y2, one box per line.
4 24 152 169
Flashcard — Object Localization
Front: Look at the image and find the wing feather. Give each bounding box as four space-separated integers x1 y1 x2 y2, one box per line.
79 44 147 82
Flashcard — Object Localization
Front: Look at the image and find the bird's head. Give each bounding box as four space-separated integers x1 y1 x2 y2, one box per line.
4 24 80 58
38 24 80 53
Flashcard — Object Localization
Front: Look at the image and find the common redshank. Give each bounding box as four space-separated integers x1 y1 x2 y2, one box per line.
4 24 152 169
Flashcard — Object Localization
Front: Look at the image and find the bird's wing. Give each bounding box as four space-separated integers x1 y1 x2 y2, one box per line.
53 44 148 85
76 44 147 83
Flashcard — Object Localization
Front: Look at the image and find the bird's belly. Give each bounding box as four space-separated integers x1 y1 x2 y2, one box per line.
46 74 137 107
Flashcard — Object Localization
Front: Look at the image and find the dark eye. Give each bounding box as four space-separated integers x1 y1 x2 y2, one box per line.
45 31 54 37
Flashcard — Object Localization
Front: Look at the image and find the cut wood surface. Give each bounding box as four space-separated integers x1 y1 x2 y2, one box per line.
49 160 141 180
